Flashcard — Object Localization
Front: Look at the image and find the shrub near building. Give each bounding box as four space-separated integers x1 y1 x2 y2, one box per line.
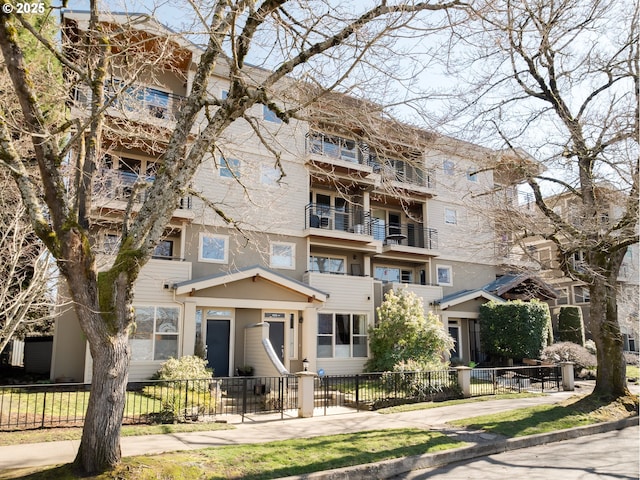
480 300 552 365
557 306 586 346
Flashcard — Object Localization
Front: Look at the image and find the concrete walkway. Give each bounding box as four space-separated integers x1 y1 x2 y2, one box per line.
0 383 636 477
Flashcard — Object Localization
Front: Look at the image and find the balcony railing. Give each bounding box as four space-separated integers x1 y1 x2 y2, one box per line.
372 220 438 250
305 203 371 235
306 131 368 166
306 131 436 189
72 83 187 122
94 169 192 209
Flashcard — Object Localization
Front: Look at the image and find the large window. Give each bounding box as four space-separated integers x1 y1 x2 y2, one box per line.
270 242 295 269
309 255 345 274
130 306 180 361
317 313 368 358
199 233 229 263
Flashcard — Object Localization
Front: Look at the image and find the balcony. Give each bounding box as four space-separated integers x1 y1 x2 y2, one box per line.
372 220 438 250
93 169 193 219
371 156 436 192
305 203 372 234
72 82 186 124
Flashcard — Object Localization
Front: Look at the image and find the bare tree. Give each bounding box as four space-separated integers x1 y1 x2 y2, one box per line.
0 0 468 473
440 0 638 398
0 172 54 356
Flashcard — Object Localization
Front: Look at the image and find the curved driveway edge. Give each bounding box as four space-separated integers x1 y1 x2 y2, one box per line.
275 416 639 480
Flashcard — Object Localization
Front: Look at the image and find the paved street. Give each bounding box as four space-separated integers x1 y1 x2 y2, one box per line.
393 425 639 480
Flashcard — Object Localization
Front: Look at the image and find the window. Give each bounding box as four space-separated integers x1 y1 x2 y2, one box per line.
443 160 454 176
309 255 345 274
374 266 413 283
199 233 228 263
466 168 478 182
444 208 457 225
574 286 590 303
219 157 240 178
153 240 174 259
556 287 569 305
263 105 282 123
130 306 179 361
270 242 295 269
436 265 452 286
261 164 281 186
317 313 368 358
103 234 120 254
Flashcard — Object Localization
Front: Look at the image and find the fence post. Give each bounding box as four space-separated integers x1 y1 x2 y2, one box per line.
355 374 360 412
456 366 472 398
242 377 248 422
560 362 575 391
41 390 47 428
296 371 316 418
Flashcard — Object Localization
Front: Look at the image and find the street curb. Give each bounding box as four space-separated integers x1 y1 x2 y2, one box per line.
275 416 639 480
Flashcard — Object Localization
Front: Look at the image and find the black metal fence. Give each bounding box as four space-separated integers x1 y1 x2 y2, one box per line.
469 365 561 396
0 375 298 431
0 366 564 430
315 370 460 413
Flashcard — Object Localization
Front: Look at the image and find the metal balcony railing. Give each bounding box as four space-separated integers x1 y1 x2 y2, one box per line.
72 83 187 122
94 169 192 209
305 203 371 235
372 220 438 250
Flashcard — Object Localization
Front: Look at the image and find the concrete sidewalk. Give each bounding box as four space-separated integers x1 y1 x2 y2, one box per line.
0 384 636 476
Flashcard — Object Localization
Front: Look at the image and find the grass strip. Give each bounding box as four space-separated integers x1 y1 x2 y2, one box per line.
0 422 233 446
449 394 638 437
1 429 465 480
378 392 545 414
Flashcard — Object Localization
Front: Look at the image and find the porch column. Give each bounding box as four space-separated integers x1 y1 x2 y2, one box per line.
301 307 318 373
181 299 198 357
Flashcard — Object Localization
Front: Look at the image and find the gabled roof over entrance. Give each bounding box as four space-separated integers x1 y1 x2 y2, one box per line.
435 272 557 310
436 289 504 310
173 265 328 303
483 273 558 300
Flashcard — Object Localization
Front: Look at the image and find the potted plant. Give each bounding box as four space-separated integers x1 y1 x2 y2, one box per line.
237 365 254 376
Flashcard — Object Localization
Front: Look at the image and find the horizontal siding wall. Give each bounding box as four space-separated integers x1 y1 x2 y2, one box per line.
317 358 368 376
134 260 192 303
304 273 374 312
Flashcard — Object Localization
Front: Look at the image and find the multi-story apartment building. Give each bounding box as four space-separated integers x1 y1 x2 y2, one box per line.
51 11 540 382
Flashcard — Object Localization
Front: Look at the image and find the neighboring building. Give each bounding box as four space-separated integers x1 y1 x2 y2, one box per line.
502 187 639 351
51 11 549 383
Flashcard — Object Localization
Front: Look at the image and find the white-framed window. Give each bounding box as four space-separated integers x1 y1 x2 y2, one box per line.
219 157 240 178
261 164 281 186
436 265 452 286
317 312 368 358
309 255 346 274
444 208 457 225
443 159 454 176
263 105 282 123
199 233 229 263
130 305 180 361
466 168 478 182
556 287 569 305
270 242 295 269
574 286 590 303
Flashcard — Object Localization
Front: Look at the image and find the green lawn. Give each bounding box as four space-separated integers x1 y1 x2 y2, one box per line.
0 429 466 480
450 394 638 437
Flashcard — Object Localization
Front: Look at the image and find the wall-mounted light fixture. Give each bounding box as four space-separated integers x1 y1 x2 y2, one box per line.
299 316 304 324
302 358 309 371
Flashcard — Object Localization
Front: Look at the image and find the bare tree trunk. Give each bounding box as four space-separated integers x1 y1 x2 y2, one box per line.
591 277 627 399
74 332 130 473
